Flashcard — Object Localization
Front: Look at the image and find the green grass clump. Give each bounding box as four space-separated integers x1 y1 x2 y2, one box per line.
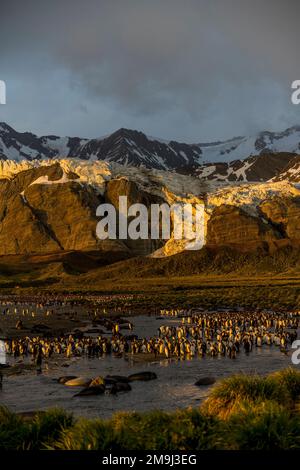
202 373 289 418
50 418 115 450
0 407 29 450
111 409 220 450
225 401 300 450
25 408 73 450
268 368 300 403
0 407 73 450
52 409 220 450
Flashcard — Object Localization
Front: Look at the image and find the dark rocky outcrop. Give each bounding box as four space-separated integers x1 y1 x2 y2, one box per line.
206 204 286 252
259 197 300 245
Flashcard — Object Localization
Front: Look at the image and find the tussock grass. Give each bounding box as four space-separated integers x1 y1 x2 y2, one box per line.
0 407 73 450
202 373 289 419
0 407 28 450
110 409 220 450
52 410 220 450
225 401 300 450
25 408 73 450
268 367 300 403
50 418 115 450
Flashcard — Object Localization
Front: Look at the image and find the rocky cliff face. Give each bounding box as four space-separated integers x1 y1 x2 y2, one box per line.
0 163 124 255
105 178 164 256
0 162 169 256
259 197 300 245
0 159 299 257
206 205 287 252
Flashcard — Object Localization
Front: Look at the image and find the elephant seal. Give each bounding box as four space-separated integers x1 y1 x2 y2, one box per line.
74 384 105 397
194 376 215 386
104 377 117 386
57 375 77 384
106 375 129 383
109 382 132 394
89 376 105 387
128 371 157 382
64 377 91 387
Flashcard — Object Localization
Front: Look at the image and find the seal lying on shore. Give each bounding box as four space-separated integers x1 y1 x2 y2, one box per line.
64 376 92 387
74 384 105 397
128 371 157 382
57 372 156 397
89 376 105 387
109 382 132 394
56 375 77 384
105 375 130 383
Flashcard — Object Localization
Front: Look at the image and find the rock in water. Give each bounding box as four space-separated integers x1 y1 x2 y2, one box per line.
128 371 157 382
194 376 215 386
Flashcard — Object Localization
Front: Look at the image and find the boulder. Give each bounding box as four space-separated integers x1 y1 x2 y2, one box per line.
195 376 216 386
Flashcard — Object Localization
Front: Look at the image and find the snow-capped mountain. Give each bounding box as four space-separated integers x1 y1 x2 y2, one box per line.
194 152 299 182
2 122 300 181
0 123 202 170
0 122 88 162
271 155 300 183
199 126 300 163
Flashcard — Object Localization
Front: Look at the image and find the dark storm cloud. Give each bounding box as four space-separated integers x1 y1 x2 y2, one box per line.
0 0 300 141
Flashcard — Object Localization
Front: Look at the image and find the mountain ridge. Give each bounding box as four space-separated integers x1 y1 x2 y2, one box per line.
2 123 300 182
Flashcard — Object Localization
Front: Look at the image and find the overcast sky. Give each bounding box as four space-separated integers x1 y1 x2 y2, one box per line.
0 0 300 142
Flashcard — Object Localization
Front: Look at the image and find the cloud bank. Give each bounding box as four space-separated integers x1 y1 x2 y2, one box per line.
0 0 299 141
